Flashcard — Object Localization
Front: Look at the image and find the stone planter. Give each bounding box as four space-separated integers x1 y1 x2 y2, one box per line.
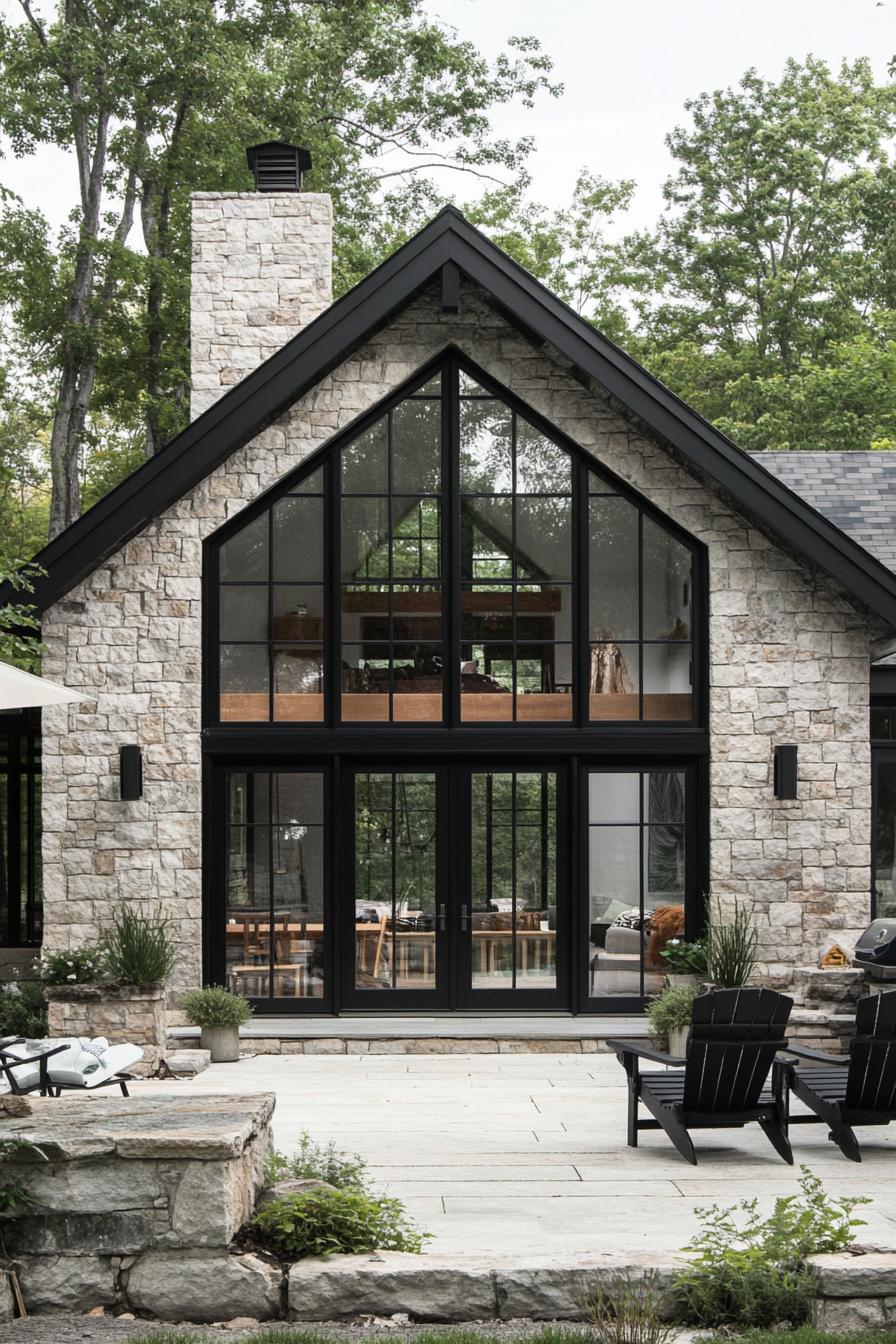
200 1024 241 1062
45 983 166 1075
668 1025 690 1056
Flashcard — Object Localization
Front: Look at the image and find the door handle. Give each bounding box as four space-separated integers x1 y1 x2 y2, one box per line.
437 903 447 932
460 904 469 932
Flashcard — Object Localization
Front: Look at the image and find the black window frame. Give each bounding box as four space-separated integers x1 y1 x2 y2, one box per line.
0 709 42 948
872 691 896 920
203 349 708 735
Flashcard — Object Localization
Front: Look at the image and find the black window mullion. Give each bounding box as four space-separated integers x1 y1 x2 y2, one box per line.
7 729 21 948
325 456 337 726
267 773 275 1002
511 413 518 721
267 511 274 723
637 512 644 722
446 358 460 726
390 772 397 988
540 771 549 909
575 459 588 726
639 771 646 999
511 771 517 989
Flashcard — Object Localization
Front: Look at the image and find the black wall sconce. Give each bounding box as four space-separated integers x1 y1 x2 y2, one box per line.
120 745 143 801
773 744 798 800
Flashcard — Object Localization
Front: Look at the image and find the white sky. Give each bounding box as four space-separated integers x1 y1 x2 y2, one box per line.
0 0 894 236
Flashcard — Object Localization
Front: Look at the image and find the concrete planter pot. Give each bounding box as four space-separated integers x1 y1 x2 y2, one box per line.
668 1024 691 1057
200 1024 241 1062
664 973 702 990
45 982 166 1074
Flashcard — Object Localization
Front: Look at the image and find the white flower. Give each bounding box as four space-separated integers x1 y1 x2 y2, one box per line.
66 974 76 981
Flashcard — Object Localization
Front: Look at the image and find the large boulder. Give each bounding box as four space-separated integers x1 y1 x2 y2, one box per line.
289 1252 496 1321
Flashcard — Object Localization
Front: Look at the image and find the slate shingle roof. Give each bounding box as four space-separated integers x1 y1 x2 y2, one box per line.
754 452 896 576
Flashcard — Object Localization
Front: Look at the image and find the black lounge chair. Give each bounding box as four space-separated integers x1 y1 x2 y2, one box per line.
608 987 794 1165
777 991 896 1162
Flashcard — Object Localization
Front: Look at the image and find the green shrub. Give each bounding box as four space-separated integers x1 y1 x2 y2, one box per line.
583 1271 674 1344
180 985 253 1028
266 1131 369 1192
252 1186 427 1258
35 946 107 985
675 1167 869 1329
102 906 176 986
660 937 708 976
0 981 47 1038
646 982 698 1045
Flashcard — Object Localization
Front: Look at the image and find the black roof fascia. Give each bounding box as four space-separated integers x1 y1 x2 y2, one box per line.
15 205 896 629
872 666 896 698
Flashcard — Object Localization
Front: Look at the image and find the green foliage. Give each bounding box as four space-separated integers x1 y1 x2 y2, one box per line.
659 937 707 975
128 1331 601 1344
706 1332 896 1344
0 559 44 670
252 1186 427 1258
0 1137 45 1217
102 906 176 987
583 1271 674 1344
0 981 47 1039
266 1132 369 1193
646 983 699 1042
35 946 107 985
707 897 759 988
180 985 253 1028
675 1166 870 1328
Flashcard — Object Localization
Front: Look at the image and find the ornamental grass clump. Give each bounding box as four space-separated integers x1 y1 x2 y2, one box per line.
674 1166 869 1329
252 1186 428 1258
583 1271 675 1344
707 896 758 988
102 906 176 986
180 985 253 1027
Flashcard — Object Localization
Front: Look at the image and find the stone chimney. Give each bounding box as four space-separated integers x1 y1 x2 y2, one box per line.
189 142 332 419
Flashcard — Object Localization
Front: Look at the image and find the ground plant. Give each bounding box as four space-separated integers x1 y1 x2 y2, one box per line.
102 906 176 986
252 1186 428 1258
180 985 253 1028
707 897 759 988
0 981 47 1038
35 946 107 985
674 1166 870 1328
128 1331 612 1344
584 1271 675 1344
266 1131 369 1192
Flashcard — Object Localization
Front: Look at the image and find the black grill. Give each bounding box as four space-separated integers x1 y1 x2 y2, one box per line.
246 141 312 193
854 917 896 980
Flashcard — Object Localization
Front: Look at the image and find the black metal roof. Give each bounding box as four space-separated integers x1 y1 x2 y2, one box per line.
756 452 896 576
14 206 896 629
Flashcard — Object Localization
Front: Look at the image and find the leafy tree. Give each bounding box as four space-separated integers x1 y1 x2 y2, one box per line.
0 0 559 534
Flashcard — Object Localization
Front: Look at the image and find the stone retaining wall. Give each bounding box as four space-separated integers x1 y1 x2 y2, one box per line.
810 1251 896 1330
0 1092 274 1317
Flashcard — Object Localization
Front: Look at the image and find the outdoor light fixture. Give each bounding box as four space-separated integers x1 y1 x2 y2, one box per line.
119 744 143 801
773 744 798 800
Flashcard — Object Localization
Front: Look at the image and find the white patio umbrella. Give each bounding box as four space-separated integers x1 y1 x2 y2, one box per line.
0 658 92 710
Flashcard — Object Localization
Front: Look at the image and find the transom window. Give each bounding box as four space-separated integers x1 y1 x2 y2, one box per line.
209 356 701 727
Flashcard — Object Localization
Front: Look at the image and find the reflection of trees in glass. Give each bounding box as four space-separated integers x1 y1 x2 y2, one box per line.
471 772 556 911
646 772 685 897
355 775 437 915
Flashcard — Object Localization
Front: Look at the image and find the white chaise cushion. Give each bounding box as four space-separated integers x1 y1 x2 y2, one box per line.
47 1040 143 1088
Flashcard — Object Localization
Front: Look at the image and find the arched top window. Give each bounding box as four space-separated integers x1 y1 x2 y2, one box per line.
209 356 702 728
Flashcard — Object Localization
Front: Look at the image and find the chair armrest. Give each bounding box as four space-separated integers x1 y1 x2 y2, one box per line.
0 1037 25 1049
779 1044 848 1066
606 1038 686 1067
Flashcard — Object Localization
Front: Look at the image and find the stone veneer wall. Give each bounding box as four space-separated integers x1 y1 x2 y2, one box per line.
190 191 332 418
39 265 874 992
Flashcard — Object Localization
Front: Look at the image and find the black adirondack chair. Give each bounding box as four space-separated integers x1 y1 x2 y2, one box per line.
608 987 794 1165
777 991 896 1162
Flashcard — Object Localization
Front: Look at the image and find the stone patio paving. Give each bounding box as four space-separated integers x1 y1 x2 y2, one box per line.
141 1051 896 1257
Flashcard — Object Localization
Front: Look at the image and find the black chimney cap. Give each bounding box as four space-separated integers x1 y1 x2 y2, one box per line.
246 141 312 193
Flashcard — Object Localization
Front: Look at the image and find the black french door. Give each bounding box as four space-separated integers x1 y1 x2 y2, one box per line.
339 762 568 1012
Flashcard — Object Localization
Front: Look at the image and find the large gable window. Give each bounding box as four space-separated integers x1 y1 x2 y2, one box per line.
209 357 701 728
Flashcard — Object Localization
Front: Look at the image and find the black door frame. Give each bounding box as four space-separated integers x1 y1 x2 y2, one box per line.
873 745 896 919
205 749 706 1015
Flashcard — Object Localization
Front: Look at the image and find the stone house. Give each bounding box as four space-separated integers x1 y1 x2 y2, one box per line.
3 142 896 1016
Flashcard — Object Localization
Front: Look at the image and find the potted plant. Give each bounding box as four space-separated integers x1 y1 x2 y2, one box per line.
647 982 699 1056
660 936 708 988
180 986 253 1062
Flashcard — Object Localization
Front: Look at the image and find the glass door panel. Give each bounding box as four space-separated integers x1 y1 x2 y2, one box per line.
461 768 563 1007
224 770 326 1003
875 752 896 919
586 768 688 1003
347 769 447 1006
